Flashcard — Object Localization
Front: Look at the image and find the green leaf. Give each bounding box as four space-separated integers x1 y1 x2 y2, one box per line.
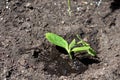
87 48 96 56
72 46 90 52
45 33 68 51
69 39 76 50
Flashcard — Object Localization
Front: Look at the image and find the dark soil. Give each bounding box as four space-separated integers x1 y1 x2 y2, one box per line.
0 0 120 80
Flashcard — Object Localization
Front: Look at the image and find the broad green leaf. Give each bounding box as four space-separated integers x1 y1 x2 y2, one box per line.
45 33 68 50
72 46 90 52
69 39 76 50
87 48 96 56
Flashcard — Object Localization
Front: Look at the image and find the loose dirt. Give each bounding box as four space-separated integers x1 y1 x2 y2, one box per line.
0 0 120 80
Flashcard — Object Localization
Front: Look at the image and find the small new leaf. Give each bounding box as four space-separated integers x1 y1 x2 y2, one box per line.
72 46 90 52
45 33 68 51
69 39 76 50
76 35 89 46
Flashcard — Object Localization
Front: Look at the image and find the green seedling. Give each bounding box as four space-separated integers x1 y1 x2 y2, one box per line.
67 0 71 16
45 32 96 59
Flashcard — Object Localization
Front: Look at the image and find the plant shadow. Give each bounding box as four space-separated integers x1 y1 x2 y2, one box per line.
110 0 120 12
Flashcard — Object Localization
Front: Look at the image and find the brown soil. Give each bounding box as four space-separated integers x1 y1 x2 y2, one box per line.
0 0 120 80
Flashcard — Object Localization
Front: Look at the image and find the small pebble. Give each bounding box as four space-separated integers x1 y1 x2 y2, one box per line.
77 7 81 11
25 3 31 8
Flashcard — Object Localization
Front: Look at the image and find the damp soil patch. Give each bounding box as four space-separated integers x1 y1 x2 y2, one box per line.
41 46 100 77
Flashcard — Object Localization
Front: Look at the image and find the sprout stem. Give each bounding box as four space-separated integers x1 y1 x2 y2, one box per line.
68 52 72 59
67 0 71 16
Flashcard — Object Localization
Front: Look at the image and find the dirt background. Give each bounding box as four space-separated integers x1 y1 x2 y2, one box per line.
0 0 120 80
